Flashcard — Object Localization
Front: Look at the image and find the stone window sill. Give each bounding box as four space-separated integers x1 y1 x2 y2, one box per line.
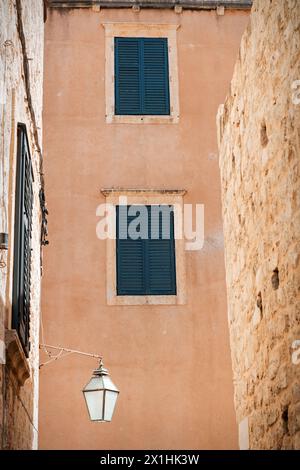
106 115 179 124
107 294 180 306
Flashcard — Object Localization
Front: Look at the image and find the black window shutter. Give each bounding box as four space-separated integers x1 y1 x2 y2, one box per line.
115 37 170 116
12 125 33 357
116 206 176 296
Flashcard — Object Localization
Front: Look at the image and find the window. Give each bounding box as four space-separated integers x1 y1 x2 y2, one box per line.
103 189 186 305
103 23 179 124
115 37 170 116
12 124 33 357
116 205 176 295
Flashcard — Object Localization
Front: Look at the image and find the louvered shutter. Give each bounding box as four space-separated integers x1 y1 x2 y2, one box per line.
116 206 176 296
143 38 170 115
116 206 145 295
115 38 141 115
115 37 170 116
12 125 33 356
146 207 176 295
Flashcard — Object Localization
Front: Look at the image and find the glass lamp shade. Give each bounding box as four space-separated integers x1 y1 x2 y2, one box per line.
82 362 119 422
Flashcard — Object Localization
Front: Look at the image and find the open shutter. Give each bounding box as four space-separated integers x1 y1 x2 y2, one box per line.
115 38 141 115
143 38 170 115
12 125 33 356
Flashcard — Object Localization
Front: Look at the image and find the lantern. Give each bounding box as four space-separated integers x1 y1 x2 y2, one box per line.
82 360 119 422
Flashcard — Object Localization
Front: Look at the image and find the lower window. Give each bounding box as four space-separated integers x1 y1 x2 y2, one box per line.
116 205 176 296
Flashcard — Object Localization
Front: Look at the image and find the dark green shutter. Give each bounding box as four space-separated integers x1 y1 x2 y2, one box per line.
12 125 33 357
115 38 170 115
116 206 145 295
143 38 170 115
147 221 177 295
115 38 141 115
116 206 176 295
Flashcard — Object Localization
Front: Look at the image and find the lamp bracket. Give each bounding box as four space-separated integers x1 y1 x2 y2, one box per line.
39 343 102 369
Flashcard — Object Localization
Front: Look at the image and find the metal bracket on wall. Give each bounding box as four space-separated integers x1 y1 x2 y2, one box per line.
39 344 102 369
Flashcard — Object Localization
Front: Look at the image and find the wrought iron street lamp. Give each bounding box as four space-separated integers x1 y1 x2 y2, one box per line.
39 344 119 422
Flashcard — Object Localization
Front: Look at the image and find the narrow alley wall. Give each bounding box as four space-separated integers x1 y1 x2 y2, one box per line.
217 0 300 450
0 0 44 449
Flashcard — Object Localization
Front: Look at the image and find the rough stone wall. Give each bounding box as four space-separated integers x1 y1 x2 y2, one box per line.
0 0 44 449
217 0 300 450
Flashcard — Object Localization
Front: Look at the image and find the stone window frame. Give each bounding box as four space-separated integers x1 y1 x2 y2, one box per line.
101 189 186 305
102 23 180 124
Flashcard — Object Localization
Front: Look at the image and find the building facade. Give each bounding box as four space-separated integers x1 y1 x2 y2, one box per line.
0 0 46 449
218 0 300 450
40 0 250 449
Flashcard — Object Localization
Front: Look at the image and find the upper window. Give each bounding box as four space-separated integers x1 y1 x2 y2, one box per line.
114 37 170 116
103 23 179 124
116 205 176 296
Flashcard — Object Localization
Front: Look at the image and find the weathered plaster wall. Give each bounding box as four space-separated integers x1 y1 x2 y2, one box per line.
218 0 300 450
40 5 249 449
0 0 44 449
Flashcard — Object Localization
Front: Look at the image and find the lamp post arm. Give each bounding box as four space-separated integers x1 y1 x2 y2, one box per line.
39 343 102 369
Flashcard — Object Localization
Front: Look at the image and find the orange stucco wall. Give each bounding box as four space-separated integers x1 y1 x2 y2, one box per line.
39 7 249 449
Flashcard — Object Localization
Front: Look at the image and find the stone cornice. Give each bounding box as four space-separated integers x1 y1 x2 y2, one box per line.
101 188 187 196
48 1 252 10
